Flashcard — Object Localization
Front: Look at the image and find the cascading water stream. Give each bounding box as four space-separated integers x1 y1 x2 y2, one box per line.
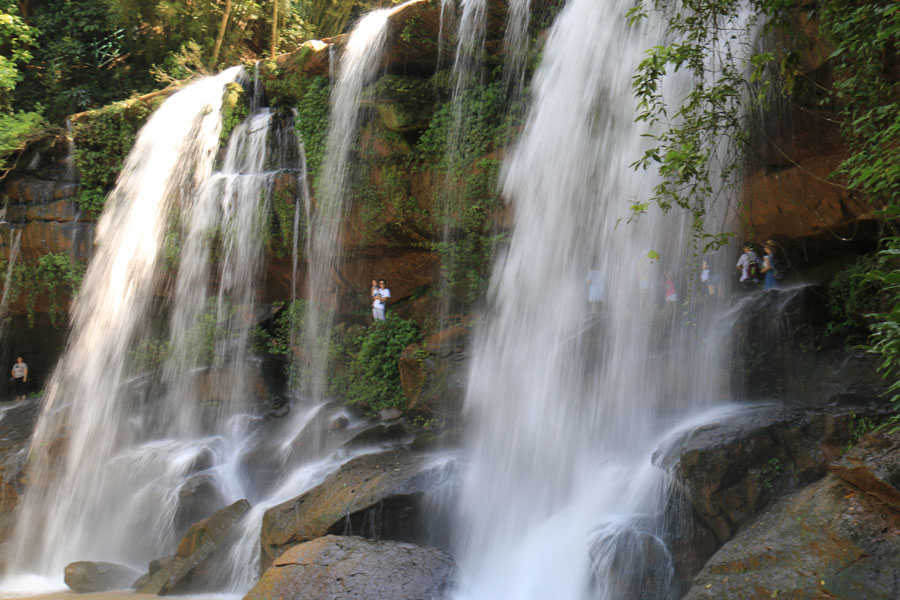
5 66 243 577
451 0 736 598
0 64 313 586
301 2 416 402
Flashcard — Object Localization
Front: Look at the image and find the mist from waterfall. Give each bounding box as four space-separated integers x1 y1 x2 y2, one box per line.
452 0 737 598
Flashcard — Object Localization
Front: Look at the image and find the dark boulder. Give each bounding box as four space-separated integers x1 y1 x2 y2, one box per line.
135 498 249 594
260 448 455 570
682 474 900 599
830 427 900 510
244 535 455 600
653 404 887 591
64 561 140 593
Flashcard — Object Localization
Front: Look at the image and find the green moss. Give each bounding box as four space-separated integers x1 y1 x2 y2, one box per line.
3 252 86 327
220 82 248 146
268 184 305 259
294 75 331 182
71 99 155 217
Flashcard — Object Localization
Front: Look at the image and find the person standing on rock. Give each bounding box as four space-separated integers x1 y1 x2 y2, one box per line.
372 279 390 322
11 356 27 401
736 243 760 292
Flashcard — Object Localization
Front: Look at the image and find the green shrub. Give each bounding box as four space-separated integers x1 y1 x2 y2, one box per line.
825 252 892 345
336 318 421 414
4 252 86 327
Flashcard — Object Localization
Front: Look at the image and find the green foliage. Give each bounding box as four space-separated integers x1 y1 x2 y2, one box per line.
71 99 155 216
416 74 520 174
0 1 37 107
825 252 891 345
298 0 408 40
628 0 797 246
862 235 900 402
0 111 47 166
433 159 505 302
294 75 331 181
220 82 249 146
333 318 421 414
819 0 900 206
268 185 304 258
760 457 783 492
4 252 86 327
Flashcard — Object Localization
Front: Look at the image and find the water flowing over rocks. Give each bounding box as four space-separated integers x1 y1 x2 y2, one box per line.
655 404 890 589
63 561 140 593
134 498 249 594
682 474 900 600
244 535 455 600
260 448 452 569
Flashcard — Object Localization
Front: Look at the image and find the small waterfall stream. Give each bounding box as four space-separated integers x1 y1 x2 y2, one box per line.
302 4 406 402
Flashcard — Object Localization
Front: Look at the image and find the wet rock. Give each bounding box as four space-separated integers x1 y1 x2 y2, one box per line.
244 535 455 600
0 400 41 543
378 407 403 421
398 329 468 422
344 422 406 448
328 415 349 430
173 472 227 535
136 498 249 594
830 428 900 510
64 560 140 593
655 405 879 544
683 474 900 599
260 448 453 569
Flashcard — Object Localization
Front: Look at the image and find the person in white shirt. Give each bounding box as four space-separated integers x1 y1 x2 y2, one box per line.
10 356 27 401
372 279 391 321
735 243 760 292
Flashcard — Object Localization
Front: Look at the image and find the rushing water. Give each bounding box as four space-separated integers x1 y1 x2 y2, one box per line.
0 65 308 583
451 0 736 597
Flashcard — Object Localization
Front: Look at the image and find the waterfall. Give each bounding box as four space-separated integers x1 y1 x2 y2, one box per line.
1 64 308 581
301 4 397 401
502 0 531 95
452 0 735 597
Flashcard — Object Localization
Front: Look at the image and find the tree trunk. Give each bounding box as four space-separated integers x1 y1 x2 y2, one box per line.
271 0 278 58
211 0 233 69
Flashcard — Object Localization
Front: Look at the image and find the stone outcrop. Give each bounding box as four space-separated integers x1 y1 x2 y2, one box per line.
0 400 42 546
656 405 874 544
830 428 900 511
682 474 900 599
653 403 892 592
64 560 140 593
726 286 887 403
135 498 249 594
244 535 455 600
260 448 454 569
398 326 469 420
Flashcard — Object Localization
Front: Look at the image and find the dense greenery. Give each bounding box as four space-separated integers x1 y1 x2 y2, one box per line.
636 0 900 400
628 0 799 250
2 253 86 327
255 300 420 413
331 317 421 413
0 0 405 181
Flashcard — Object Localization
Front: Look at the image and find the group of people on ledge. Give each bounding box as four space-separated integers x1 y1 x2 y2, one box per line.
735 239 785 292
